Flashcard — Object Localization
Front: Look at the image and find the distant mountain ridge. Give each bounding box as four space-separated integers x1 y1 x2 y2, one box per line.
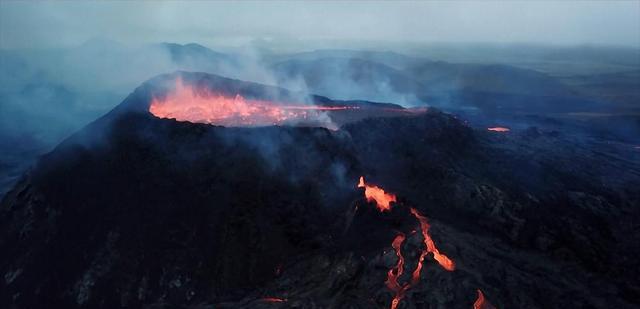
270 53 604 113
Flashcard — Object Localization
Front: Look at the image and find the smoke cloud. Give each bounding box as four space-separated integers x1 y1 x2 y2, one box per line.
0 1 638 198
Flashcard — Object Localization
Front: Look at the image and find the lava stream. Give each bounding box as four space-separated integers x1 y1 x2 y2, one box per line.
357 176 397 212
473 289 497 309
381 209 455 309
409 208 455 271
355 176 499 309
356 176 458 308
386 233 410 309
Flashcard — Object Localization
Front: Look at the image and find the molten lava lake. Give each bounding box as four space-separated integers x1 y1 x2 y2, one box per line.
149 78 357 129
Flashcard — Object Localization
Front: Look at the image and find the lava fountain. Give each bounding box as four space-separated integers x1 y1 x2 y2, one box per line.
357 176 397 212
149 77 357 129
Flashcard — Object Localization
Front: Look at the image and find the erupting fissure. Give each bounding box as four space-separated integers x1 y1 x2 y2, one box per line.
356 176 496 309
149 77 357 129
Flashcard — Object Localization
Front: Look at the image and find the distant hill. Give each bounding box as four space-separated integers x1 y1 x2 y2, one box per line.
271 57 421 104
408 43 640 75
559 70 640 110
270 49 422 69
408 61 575 97
144 43 243 79
270 51 603 113
158 42 237 68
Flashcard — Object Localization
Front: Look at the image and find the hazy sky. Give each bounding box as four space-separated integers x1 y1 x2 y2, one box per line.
1 1 639 49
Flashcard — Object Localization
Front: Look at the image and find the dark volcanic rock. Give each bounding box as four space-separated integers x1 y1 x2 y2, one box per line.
0 112 363 308
1 72 639 309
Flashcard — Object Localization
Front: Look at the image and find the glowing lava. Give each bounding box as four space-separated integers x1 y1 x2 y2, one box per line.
149 77 356 129
386 233 410 309
487 127 510 132
473 289 497 309
410 208 456 271
356 176 459 308
261 297 287 303
380 209 456 309
357 176 397 212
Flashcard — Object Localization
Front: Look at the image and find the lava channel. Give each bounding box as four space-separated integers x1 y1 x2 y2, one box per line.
474 289 497 309
409 207 456 271
356 176 458 309
386 233 410 309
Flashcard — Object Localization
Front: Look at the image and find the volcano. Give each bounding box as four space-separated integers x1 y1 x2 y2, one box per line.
1 72 639 309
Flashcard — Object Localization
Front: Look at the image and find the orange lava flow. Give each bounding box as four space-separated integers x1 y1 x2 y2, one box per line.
410 208 456 271
473 289 497 309
149 77 355 128
386 233 410 309
410 248 429 286
261 297 287 303
357 176 397 212
382 209 456 309
487 127 510 132
355 175 494 309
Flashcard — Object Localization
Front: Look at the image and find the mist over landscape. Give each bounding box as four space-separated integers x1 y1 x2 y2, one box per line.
2 35 638 196
1 1 639 309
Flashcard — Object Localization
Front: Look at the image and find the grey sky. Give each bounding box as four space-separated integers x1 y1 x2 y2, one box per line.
1 1 639 49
